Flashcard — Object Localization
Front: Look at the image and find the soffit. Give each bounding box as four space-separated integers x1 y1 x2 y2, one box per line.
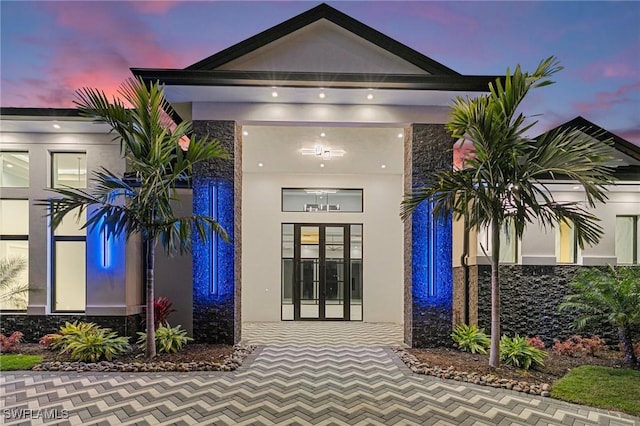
242 125 404 175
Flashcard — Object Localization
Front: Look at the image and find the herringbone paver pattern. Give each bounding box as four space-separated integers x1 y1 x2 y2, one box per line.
1 345 638 425
241 322 405 346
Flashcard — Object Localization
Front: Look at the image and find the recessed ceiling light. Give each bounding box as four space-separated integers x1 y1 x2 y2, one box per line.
6 163 13 168
381 164 386 169
573 186 580 190
258 162 264 167
320 163 325 168
271 91 278 98
367 93 374 100
320 132 326 137
318 90 326 99
397 132 403 138
53 123 61 129
243 130 249 136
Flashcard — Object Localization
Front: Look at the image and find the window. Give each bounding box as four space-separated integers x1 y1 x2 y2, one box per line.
282 188 363 212
499 222 518 264
477 222 519 264
0 200 29 310
556 220 576 263
51 207 86 312
0 151 29 187
616 216 639 264
52 152 87 188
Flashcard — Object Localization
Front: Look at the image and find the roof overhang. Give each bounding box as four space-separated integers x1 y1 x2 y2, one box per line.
131 69 500 92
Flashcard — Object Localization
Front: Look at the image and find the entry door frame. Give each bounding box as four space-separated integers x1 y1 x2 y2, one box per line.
293 223 351 321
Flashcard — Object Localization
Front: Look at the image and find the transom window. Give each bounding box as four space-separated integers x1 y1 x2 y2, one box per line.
0 151 29 187
282 188 363 212
52 152 87 189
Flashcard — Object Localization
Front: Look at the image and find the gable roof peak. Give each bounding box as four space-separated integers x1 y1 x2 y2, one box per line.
186 2 459 75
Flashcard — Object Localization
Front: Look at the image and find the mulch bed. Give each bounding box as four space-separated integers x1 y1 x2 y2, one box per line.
407 346 625 386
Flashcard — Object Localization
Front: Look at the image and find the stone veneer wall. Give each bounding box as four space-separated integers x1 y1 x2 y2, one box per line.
191 120 239 345
474 265 618 345
452 266 466 325
408 124 454 347
1 314 142 342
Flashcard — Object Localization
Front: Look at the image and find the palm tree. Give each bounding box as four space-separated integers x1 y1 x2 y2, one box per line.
401 56 614 368
560 265 640 367
0 257 29 310
43 78 229 359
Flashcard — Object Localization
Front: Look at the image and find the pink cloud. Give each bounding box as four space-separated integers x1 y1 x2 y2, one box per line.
573 81 640 113
2 2 197 107
129 1 181 15
580 45 640 81
614 126 640 146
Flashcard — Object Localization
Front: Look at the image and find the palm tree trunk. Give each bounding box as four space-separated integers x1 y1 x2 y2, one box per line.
619 326 638 367
145 238 156 360
489 219 501 368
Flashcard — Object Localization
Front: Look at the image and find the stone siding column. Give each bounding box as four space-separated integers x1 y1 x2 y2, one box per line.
406 124 454 347
192 120 240 344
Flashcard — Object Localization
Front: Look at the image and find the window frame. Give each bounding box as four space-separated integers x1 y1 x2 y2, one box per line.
51 151 87 189
556 220 578 264
49 205 87 313
616 215 639 265
0 150 30 188
281 188 364 213
0 198 29 312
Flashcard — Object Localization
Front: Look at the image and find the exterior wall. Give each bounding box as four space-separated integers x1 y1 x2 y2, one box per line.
0 130 142 320
0 314 142 342
242 172 404 323
474 264 619 345
470 185 640 267
154 189 194 335
465 185 639 345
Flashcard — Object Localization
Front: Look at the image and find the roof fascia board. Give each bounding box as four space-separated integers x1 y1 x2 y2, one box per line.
186 3 458 75
132 69 500 91
540 116 640 162
1 107 83 118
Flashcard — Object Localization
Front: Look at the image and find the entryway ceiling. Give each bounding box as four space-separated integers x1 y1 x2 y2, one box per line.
242 125 404 174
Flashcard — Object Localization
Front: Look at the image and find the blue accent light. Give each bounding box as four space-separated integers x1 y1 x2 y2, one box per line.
101 229 111 268
88 215 114 271
412 200 452 305
209 183 218 294
193 177 234 302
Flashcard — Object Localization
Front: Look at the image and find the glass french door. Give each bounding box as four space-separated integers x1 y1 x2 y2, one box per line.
282 223 362 321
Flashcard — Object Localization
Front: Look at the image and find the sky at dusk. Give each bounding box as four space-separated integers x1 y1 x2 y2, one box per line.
1 1 639 145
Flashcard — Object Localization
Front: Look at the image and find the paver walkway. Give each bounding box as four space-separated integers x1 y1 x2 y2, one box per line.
1 345 638 425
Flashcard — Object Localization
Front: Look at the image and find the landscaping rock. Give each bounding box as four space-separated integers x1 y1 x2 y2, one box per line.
31 344 256 373
391 346 552 397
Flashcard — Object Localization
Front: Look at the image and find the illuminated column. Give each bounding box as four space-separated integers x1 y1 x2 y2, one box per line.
192 120 240 344
406 124 454 347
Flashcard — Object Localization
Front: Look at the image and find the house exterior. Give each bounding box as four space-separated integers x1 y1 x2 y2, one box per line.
1 4 638 346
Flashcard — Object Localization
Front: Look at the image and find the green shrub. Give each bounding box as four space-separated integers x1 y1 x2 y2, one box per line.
137 325 193 354
49 321 130 362
451 324 490 354
500 334 548 370
50 321 100 351
60 328 131 362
